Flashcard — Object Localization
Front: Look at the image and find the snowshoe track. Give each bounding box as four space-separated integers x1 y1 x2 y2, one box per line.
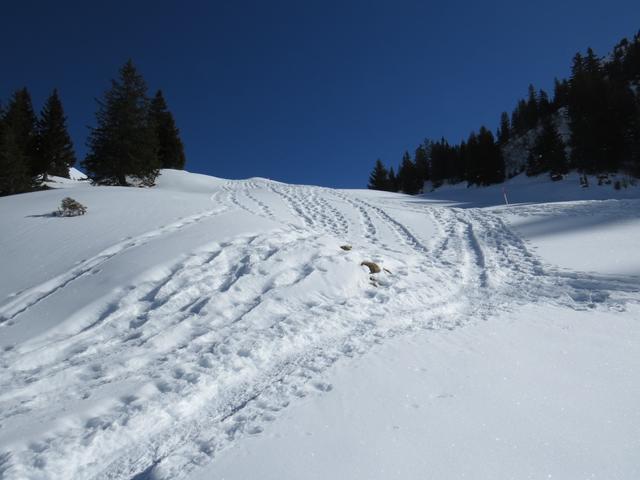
1 180 638 479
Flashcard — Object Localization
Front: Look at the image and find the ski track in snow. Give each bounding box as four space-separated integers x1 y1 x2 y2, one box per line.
0 180 638 479
0 192 227 327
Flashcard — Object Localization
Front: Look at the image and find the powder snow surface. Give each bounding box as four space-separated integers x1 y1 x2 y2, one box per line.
0 170 639 479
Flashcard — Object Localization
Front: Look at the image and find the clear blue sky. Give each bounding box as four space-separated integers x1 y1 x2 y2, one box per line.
2 1 639 187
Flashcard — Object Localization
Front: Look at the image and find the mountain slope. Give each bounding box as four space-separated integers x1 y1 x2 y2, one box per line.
0 170 639 479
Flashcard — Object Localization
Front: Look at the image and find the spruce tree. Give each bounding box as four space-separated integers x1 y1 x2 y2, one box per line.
569 48 634 173
622 31 640 82
398 151 421 194
538 89 551 118
388 167 398 192
497 112 510 144
525 84 539 130
414 143 430 182
630 90 640 176
83 60 159 186
552 78 570 109
527 116 567 176
429 138 451 186
0 127 31 196
368 159 390 190
568 51 599 172
36 89 76 179
511 99 528 135
601 77 636 172
4 88 39 183
150 90 186 169
468 127 504 185
465 132 481 185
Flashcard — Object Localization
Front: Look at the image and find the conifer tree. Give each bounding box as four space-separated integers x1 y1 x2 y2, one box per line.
0 127 31 196
511 99 528 135
368 159 390 190
552 78 570 109
388 167 398 192
538 89 551 118
568 51 599 172
467 127 504 185
497 112 510 144
429 138 452 185
630 91 640 175
525 84 539 130
36 89 76 179
464 132 481 185
527 116 567 176
397 151 421 194
414 143 430 182
484 127 505 184
622 31 640 81
83 60 159 185
569 48 635 173
150 90 186 169
4 88 39 183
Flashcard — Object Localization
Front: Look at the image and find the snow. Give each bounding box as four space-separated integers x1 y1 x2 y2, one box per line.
419 171 640 208
1 169 639 479
506 199 640 276
68 168 88 181
204 304 640 480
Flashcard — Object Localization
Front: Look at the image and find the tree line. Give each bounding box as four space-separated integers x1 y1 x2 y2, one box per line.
0 88 75 195
369 30 640 193
0 60 186 196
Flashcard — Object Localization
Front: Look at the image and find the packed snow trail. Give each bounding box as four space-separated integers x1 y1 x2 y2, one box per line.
0 174 638 479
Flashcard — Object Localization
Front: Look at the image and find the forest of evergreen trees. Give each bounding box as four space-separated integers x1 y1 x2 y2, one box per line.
369 31 640 193
0 60 186 196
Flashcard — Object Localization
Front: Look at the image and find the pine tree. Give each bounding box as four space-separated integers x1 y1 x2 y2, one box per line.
527 116 567 176
36 89 76 179
368 159 390 190
630 89 640 176
388 167 398 192
525 84 539 130
467 127 504 185
568 51 600 172
511 99 528 135
429 138 454 185
83 60 159 186
568 48 634 173
465 132 481 185
538 89 551 118
497 112 510 144
622 31 640 82
601 76 636 172
150 90 186 169
3 88 39 183
552 78 570 109
0 127 31 196
414 143 430 182
397 151 421 194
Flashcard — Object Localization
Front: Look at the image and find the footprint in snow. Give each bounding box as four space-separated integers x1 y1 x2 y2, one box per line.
313 382 333 392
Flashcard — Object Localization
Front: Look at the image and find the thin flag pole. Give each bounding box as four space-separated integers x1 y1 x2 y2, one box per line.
502 186 509 205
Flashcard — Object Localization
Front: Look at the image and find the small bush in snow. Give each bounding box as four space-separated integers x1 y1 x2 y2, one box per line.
58 197 87 216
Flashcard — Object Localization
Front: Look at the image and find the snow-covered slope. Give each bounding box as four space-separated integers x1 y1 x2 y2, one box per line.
1 170 639 479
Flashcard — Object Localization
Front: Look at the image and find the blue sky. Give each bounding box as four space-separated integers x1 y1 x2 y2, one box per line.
2 1 639 187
